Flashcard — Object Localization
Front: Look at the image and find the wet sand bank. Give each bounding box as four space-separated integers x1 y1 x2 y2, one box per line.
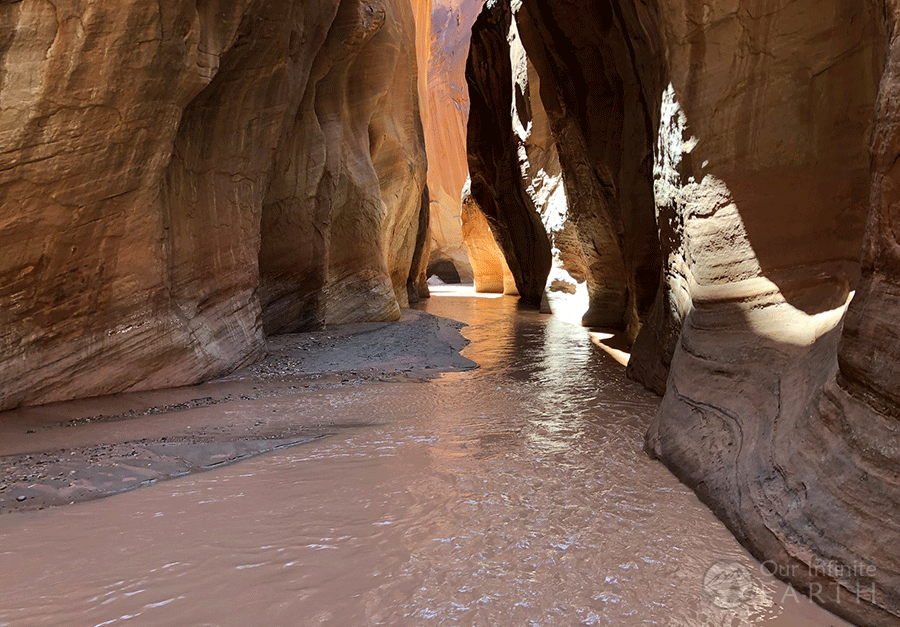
0 310 475 513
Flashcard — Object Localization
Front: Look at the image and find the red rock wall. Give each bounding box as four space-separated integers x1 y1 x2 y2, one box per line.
412 0 483 279
0 0 426 410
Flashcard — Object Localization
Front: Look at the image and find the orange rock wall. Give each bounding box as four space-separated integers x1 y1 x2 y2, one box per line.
0 0 426 410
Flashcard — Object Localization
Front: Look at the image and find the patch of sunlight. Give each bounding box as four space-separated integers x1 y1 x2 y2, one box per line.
544 267 589 326
589 332 631 367
428 284 504 299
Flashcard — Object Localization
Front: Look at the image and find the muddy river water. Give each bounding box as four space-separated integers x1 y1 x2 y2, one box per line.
0 288 849 626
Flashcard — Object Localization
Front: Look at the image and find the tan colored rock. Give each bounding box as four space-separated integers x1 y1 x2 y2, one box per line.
461 181 512 293
0 0 426 410
412 0 482 280
1 0 273 411
709 3 900 623
634 1 890 624
261 0 426 331
512 32 590 318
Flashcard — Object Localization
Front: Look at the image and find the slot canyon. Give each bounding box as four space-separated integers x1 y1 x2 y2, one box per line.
0 0 898 626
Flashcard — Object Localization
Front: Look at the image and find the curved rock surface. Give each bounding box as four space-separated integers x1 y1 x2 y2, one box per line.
639 2 892 624
260 0 426 331
411 0 483 280
460 181 516 294
0 0 426 410
465 0 553 306
467 0 900 624
465 0 662 329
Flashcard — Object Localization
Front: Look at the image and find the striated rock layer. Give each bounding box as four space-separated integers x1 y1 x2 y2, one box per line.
0 0 426 410
467 0 900 624
640 2 895 625
259 0 426 331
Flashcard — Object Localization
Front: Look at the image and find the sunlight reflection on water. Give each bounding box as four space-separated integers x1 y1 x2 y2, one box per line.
0 289 849 627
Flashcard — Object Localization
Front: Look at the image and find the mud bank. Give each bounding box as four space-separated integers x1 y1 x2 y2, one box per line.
0 311 475 514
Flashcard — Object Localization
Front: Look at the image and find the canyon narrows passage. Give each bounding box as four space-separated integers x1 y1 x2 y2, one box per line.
2 0 900 625
0 290 850 627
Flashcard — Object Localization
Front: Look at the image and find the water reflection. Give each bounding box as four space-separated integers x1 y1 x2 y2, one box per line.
0 289 849 626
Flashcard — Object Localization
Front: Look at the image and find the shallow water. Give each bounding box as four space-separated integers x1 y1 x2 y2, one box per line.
0 288 849 626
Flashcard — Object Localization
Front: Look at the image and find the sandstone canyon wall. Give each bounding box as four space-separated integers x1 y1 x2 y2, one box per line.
465 0 663 328
460 181 516 294
0 0 426 411
641 3 894 624
465 1 551 305
411 0 483 281
466 0 899 624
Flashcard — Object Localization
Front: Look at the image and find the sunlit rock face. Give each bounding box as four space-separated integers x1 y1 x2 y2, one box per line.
411 0 482 280
460 181 516 294
0 0 425 410
469 0 900 623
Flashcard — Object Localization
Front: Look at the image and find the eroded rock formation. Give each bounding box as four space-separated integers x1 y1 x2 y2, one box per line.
260 0 426 331
467 0 900 624
411 0 483 280
465 1 552 305
460 181 516 294
0 0 426 410
640 3 893 624
465 0 663 329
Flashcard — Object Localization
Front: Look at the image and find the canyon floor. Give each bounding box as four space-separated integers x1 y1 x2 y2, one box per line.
0 307 476 514
0 286 852 626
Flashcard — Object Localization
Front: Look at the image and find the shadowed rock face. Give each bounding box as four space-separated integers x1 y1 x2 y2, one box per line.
465 0 552 306
260 0 426 332
513 0 664 336
0 0 425 410
407 185 432 303
467 0 900 624
464 0 663 329
3 0 900 623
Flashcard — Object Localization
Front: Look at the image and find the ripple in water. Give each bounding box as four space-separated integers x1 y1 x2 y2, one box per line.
0 288 850 626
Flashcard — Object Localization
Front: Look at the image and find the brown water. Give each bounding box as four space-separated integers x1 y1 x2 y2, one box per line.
0 288 849 627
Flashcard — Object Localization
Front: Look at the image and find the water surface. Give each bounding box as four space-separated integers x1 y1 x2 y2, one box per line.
0 287 849 626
